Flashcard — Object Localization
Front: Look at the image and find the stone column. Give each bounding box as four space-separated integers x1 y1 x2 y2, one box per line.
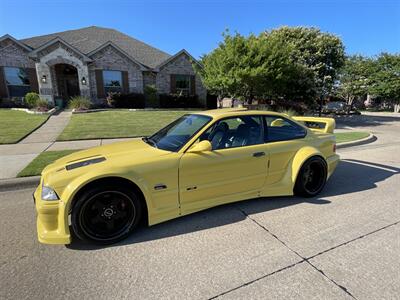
35 62 54 104
77 64 91 98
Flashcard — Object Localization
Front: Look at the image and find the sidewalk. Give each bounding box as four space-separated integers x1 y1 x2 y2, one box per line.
0 111 72 179
0 137 132 179
19 110 72 143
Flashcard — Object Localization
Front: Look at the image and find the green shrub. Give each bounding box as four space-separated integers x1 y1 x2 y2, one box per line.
144 85 159 108
68 96 91 110
112 93 145 108
106 92 118 108
25 92 41 108
159 93 201 108
35 99 49 111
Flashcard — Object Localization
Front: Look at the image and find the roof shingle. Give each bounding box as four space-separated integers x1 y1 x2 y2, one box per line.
20 26 171 68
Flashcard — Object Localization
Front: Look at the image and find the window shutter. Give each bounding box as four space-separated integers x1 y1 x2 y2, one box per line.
190 75 196 95
0 67 8 98
122 71 129 94
27 68 39 93
95 70 105 98
170 74 176 94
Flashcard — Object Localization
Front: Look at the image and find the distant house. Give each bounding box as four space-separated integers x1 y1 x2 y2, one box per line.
0 26 207 106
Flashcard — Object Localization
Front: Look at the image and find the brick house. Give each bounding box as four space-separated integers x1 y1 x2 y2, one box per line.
0 26 207 106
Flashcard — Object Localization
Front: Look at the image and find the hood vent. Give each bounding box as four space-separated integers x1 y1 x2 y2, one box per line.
66 157 106 171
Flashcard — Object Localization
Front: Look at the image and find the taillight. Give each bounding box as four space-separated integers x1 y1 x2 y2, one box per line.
333 144 336 153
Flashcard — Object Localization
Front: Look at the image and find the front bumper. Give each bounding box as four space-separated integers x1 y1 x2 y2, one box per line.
34 182 71 244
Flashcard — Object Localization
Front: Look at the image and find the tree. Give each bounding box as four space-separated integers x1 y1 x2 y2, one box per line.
200 26 345 110
200 30 313 104
335 55 373 110
264 27 345 112
369 53 400 112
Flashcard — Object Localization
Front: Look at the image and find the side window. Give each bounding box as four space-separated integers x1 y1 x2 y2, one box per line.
200 116 263 150
264 116 306 142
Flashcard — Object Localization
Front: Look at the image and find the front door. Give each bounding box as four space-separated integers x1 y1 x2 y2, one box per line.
65 75 80 98
179 115 268 214
55 64 80 100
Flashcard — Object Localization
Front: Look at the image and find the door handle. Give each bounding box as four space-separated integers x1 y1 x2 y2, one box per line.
253 152 265 157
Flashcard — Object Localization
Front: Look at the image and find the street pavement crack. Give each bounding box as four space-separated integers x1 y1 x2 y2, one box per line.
237 207 358 299
210 206 394 299
306 220 400 260
208 260 307 300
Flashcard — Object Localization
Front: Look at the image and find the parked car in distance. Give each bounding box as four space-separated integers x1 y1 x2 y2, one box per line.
34 108 339 245
323 101 346 114
322 101 361 115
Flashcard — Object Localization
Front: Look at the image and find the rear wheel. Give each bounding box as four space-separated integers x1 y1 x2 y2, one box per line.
294 156 327 197
71 185 142 245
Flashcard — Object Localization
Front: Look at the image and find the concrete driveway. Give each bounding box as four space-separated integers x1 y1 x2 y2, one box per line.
0 113 399 299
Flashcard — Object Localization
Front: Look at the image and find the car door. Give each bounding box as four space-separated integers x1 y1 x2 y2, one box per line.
179 115 268 214
263 116 307 186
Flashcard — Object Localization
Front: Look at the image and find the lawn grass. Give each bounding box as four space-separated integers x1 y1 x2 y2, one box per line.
0 109 49 144
17 150 78 177
57 110 193 141
335 131 370 144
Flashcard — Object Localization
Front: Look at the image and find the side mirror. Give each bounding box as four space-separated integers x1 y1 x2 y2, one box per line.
187 140 212 153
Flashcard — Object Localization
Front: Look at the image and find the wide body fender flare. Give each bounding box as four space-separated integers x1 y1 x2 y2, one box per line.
291 146 325 184
60 170 153 222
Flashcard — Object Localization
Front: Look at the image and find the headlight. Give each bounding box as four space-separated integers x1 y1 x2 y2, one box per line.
41 185 59 201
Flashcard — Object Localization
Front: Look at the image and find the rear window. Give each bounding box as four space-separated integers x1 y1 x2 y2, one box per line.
264 116 306 142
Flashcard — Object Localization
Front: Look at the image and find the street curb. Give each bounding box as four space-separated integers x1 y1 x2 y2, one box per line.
0 176 40 192
337 133 377 149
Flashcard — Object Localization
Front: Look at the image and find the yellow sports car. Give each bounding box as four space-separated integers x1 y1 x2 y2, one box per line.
34 108 339 245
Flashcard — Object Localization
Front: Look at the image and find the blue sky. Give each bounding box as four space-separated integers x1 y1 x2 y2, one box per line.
0 0 399 58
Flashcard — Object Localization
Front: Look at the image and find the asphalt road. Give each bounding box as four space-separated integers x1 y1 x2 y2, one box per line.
1 113 399 299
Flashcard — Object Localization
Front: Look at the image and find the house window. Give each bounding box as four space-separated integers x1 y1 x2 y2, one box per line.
4 67 31 97
175 75 191 95
103 70 123 94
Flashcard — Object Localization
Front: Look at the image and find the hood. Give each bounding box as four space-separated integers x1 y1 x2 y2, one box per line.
42 138 169 176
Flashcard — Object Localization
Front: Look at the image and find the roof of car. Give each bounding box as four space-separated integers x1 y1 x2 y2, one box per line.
195 108 284 118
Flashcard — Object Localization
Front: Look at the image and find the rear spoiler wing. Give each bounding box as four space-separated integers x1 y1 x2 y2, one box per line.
292 116 335 134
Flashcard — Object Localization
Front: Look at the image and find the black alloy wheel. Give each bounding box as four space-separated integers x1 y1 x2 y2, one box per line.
72 185 142 245
294 156 327 197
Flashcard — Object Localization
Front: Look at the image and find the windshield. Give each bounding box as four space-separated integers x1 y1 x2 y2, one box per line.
145 114 212 152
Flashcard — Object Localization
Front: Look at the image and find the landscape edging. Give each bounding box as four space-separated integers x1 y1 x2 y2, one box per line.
337 133 376 149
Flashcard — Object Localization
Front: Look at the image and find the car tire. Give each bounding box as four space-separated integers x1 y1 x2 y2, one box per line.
71 185 142 245
294 156 327 197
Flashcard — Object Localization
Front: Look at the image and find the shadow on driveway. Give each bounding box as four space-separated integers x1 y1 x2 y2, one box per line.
67 159 399 251
335 114 400 129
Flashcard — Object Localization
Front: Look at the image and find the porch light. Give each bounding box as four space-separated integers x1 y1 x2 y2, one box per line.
41 75 47 83
81 77 87 85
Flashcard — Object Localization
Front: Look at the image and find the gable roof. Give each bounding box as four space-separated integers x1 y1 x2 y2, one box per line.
20 26 171 68
0 34 33 51
28 37 93 63
87 41 146 70
155 49 202 71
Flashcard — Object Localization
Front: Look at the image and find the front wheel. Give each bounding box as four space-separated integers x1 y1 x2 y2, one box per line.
71 185 142 245
294 156 327 197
